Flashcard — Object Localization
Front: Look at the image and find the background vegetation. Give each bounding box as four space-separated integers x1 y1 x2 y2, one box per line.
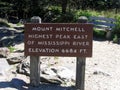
0 0 120 20
0 0 120 43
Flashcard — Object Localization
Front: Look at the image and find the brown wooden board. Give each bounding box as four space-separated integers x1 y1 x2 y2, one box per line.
24 23 93 57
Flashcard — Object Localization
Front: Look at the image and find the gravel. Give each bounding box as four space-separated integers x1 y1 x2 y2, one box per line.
85 41 120 90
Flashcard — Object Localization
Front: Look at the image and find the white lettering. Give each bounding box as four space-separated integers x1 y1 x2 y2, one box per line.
55 34 71 39
61 49 77 53
32 27 53 31
38 41 70 46
55 27 85 32
27 41 34 45
28 48 59 53
73 35 88 39
79 49 87 53
73 41 89 46
28 34 53 39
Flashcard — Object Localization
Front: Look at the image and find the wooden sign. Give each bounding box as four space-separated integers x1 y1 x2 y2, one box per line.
25 23 93 57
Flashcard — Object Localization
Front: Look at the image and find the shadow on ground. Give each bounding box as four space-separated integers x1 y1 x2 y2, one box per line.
0 78 75 90
0 78 26 90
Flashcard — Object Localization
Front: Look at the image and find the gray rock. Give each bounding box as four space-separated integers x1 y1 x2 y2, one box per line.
93 70 110 76
7 55 25 65
51 66 75 82
13 34 24 44
0 27 14 38
15 56 75 86
42 68 57 76
13 43 24 52
17 61 30 76
16 56 30 76
40 67 64 84
0 58 10 76
0 26 24 47
41 74 63 85
7 57 21 64
0 47 10 57
0 36 15 47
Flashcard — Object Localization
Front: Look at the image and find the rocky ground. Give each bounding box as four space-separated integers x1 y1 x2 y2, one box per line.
0 24 120 90
86 40 120 90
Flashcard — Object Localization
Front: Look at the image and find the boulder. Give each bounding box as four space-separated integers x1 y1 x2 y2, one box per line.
42 68 57 76
0 47 10 57
7 53 25 64
0 36 14 47
0 58 10 76
51 66 75 82
16 56 30 76
41 74 63 85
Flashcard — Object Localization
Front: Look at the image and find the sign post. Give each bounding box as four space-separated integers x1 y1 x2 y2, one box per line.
30 16 41 86
25 17 93 89
76 16 88 90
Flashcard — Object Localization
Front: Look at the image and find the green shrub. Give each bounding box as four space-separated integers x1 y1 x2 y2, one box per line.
43 6 61 22
112 16 120 43
113 34 118 43
113 16 120 37
54 10 96 23
93 29 106 39
74 10 92 21
16 22 23 26
8 46 16 53
48 6 61 15
53 12 75 23
76 10 92 18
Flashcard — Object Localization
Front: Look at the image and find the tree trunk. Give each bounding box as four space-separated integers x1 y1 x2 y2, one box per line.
61 0 68 14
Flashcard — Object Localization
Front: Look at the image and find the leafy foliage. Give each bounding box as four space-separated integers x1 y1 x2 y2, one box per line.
8 46 15 53
112 15 120 43
0 0 120 20
0 0 120 42
113 34 119 43
114 16 120 35
93 29 106 39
